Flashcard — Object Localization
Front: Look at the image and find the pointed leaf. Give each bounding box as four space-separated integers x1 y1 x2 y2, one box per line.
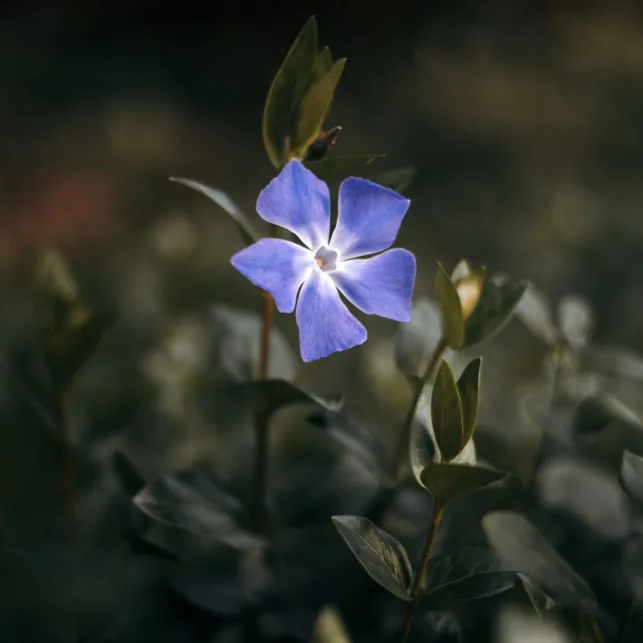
262 16 319 167
435 264 465 349
482 511 598 614
456 358 482 446
247 379 322 421
332 516 413 601
519 574 557 620
294 58 346 154
305 154 384 183
462 277 528 348
421 463 508 501
431 360 464 461
170 178 260 246
424 547 516 603
312 46 333 81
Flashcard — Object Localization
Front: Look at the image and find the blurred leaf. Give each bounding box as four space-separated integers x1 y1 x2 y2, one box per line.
395 297 442 382
620 450 643 505
247 379 322 422
435 264 465 349
370 166 416 192
514 284 558 345
420 463 508 501
586 346 643 382
431 360 464 461
134 472 263 551
305 154 384 182
262 16 319 167
169 177 260 246
331 516 413 601
519 574 557 620
313 606 352 643
462 277 527 349
482 512 598 614
294 58 346 154
424 547 516 604
558 295 593 348
210 305 297 382
456 358 482 446
112 451 146 497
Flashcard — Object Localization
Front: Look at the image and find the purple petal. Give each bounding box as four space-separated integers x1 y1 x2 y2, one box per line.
331 249 416 322
330 178 410 259
256 160 330 250
231 238 313 313
296 269 367 362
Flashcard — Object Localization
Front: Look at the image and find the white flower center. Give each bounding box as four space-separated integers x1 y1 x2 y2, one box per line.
314 246 338 272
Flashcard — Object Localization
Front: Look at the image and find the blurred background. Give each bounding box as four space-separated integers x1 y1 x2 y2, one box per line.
1 1 643 641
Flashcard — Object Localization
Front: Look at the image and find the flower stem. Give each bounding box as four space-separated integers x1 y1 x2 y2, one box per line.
393 337 448 483
399 500 444 643
251 225 277 532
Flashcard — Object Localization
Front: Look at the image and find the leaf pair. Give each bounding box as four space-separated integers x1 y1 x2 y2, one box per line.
332 517 515 604
262 17 345 168
431 358 481 461
435 260 527 351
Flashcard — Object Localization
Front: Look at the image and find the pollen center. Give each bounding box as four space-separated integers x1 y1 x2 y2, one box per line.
314 246 338 272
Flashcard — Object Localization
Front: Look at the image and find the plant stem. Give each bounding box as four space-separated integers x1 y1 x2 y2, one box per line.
251 225 277 532
399 500 444 643
58 387 77 534
393 337 448 482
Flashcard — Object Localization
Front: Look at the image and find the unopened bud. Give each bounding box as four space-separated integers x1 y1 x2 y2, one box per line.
456 275 483 320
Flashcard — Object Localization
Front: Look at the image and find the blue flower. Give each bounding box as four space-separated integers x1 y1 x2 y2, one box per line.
231 160 416 362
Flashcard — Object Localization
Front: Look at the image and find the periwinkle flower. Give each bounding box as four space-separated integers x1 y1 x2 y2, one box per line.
231 160 416 362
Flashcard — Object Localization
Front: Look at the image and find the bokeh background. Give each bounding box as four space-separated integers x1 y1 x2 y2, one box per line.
2 1 643 641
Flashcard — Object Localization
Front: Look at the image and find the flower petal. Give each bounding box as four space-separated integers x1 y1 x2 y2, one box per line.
296 269 367 362
331 249 416 322
256 160 330 249
231 238 313 313
330 178 410 259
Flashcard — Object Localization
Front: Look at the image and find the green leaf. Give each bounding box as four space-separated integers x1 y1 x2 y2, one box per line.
421 463 508 501
431 360 464 461
332 515 413 601
112 451 146 497
456 358 482 446
482 511 598 615
462 277 527 348
262 16 319 167
293 58 346 154
435 264 465 349
424 546 516 604
305 154 385 183
170 177 260 247
312 46 332 82
514 284 558 345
